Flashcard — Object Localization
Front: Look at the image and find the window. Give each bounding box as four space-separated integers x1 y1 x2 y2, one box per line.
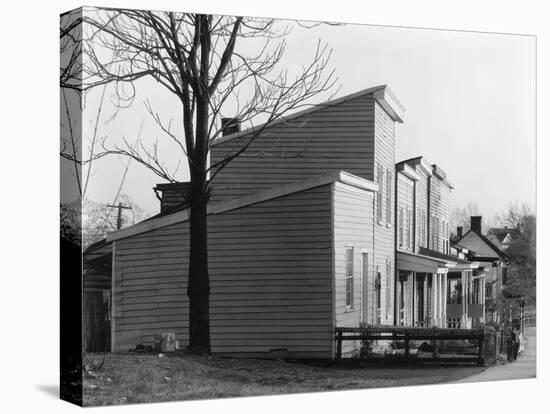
376 164 384 224
345 246 354 308
423 210 427 247
398 207 404 248
430 216 437 250
385 260 392 320
418 210 427 247
386 169 392 225
436 217 440 251
406 209 412 250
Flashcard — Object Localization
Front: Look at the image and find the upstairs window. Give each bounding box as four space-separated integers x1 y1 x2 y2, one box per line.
385 169 392 226
399 207 404 248
406 209 412 250
345 246 354 308
376 163 384 224
422 210 427 248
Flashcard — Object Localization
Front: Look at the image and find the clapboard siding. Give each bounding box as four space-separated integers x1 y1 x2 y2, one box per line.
210 95 376 203
373 101 396 325
333 182 375 355
113 184 334 358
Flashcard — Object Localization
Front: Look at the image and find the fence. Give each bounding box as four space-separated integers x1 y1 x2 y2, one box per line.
335 325 495 365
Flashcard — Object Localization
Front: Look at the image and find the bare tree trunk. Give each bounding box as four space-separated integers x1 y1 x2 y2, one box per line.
187 170 210 353
186 95 211 354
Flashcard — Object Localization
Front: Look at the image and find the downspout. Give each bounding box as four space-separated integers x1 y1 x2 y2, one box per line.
412 179 417 254
110 241 117 353
393 169 398 326
427 175 432 250
330 182 336 358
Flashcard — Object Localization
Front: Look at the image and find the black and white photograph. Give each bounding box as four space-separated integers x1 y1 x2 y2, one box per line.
57 3 540 408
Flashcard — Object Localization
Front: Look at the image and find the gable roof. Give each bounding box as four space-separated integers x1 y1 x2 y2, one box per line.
212 84 405 146
456 228 509 261
106 170 378 242
397 156 433 177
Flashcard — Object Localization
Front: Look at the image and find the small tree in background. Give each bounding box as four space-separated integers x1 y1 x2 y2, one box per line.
499 204 536 307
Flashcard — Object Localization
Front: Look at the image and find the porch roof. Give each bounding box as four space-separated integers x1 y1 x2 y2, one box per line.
396 251 450 274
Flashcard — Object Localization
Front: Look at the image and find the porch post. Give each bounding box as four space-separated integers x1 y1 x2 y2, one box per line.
441 273 447 328
480 275 485 323
412 272 416 326
432 273 439 326
438 274 443 328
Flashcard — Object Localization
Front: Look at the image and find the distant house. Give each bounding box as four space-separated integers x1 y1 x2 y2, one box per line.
486 226 519 251
454 216 509 324
394 157 484 329
84 85 405 358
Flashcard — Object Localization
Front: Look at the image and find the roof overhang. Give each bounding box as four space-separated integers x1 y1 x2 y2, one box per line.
432 164 455 189
396 163 418 181
106 170 378 242
373 86 405 123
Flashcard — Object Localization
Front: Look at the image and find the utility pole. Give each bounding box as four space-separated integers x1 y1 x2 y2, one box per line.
106 202 132 230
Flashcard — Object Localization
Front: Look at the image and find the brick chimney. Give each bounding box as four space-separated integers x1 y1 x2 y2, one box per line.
470 216 482 234
154 182 191 214
457 226 463 239
221 117 240 136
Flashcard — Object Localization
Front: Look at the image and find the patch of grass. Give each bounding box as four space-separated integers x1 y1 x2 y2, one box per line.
83 353 486 406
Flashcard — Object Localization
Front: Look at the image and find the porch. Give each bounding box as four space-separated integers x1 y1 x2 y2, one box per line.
396 250 485 329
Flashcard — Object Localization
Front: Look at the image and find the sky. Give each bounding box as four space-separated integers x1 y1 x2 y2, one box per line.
71 15 536 224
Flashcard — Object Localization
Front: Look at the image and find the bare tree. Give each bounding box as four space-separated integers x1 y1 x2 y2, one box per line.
82 9 338 353
450 202 482 235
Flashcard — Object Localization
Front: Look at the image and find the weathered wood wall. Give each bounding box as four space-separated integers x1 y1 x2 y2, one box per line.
209 94 376 203
333 181 375 355
373 102 396 325
113 185 335 358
